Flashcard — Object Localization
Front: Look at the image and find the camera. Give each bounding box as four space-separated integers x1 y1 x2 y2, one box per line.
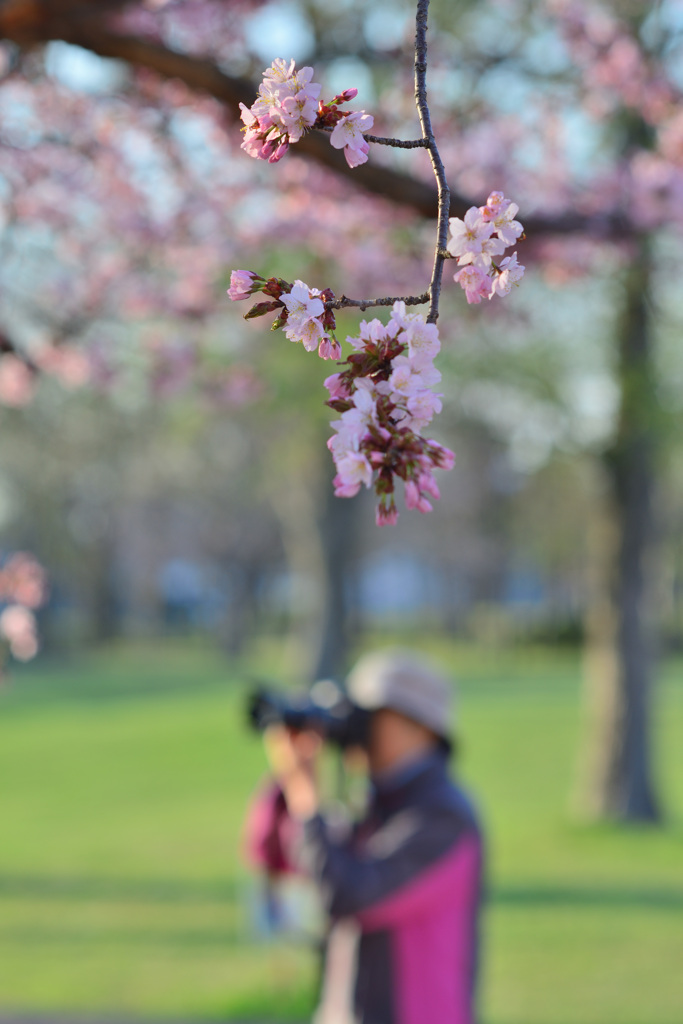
247 678 371 750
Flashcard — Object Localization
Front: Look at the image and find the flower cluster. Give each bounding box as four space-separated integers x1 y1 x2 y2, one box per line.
239 59 374 168
228 271 341 360
231 62 527 527
448 192 525 304
325 303 454 526
0 552 48 666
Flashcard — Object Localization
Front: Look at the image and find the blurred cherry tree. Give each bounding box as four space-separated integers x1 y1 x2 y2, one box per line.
2 0 683 821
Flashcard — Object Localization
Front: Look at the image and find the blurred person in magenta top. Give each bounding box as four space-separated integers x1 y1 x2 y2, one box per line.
245 649 484 1024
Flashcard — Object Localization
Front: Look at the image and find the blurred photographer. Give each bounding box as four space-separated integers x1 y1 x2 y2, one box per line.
245 649 484 1024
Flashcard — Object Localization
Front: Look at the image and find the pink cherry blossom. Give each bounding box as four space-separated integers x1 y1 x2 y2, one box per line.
342 142 371 169
491 253 525 296
481 191 510 220
333 450 373 496
491 203 524 247
280 90 320 143
390 303 440 361
285 316 325 352
447 207 495 260
406 390 443 429
357 316 400 346
453 265 494 304
459 235 507 269
330 111 374 168
282 280 325 322
263 58 297 83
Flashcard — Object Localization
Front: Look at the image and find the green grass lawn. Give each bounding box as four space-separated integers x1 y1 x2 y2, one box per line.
0 636 682 1023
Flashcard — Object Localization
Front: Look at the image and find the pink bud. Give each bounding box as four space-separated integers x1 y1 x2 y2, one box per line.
228 270 260 302
405 480 421 510
376 501 398 526
333 88 359 104
418 472 440 500
268 140 289 163
318 337 342 360
428 443 456 471
324 373 346 398
333 475 361 498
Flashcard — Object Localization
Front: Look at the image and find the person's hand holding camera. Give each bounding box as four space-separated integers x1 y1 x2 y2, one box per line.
263 724 323 822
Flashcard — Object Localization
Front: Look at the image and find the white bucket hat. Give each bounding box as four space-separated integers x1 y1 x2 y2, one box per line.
346 649 453 744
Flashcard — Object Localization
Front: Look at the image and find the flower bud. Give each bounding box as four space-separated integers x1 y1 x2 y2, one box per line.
227 270 262 301
376 500 398 526
332 88 359 104
244 300 282 320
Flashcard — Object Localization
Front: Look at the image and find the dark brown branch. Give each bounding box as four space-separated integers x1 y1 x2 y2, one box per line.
0 3 632 242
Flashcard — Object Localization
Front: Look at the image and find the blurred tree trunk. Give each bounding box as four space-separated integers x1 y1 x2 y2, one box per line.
272 462 360 685
311 469 361 682
88 531 120 642
220 558 262 658
577 239 661 822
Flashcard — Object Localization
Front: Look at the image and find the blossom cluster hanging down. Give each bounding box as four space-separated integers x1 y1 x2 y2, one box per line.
449 192 525 303
326 304 454 526
240 58 374 168
228 274 452 525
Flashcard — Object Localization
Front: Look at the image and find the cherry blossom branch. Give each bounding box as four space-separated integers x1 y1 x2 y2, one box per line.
228 6 525 525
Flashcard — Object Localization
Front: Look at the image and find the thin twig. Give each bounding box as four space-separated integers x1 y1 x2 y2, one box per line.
414 0 450 323
326 293 430 312
316 125 428 149
322 0 450 323
364 135 430 149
